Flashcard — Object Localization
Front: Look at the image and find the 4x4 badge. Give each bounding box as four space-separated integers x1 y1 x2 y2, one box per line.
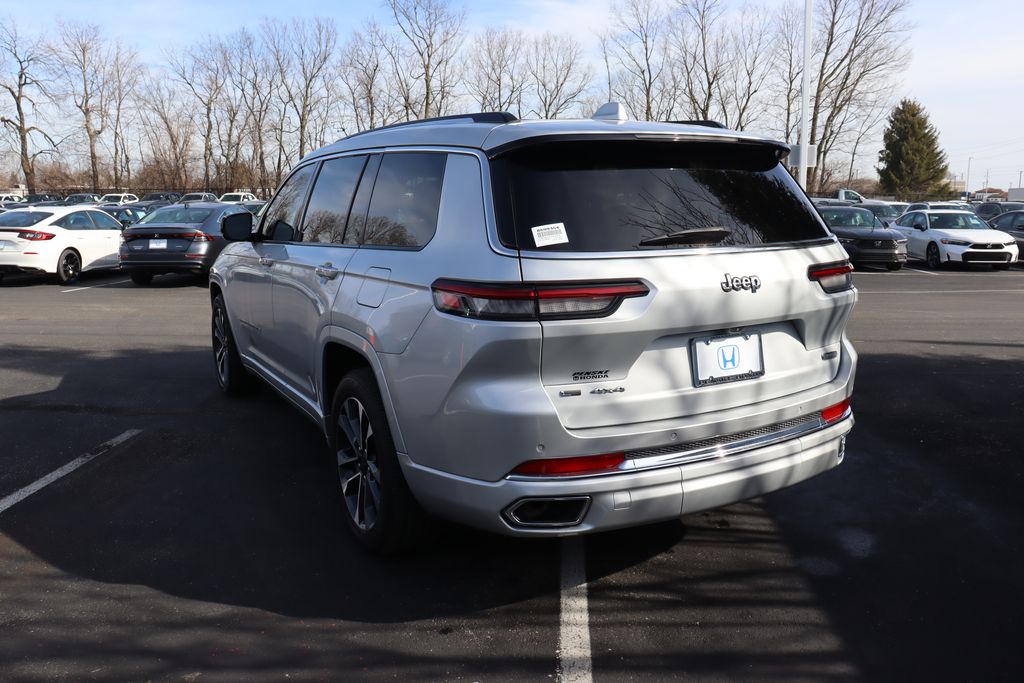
720 274 762 293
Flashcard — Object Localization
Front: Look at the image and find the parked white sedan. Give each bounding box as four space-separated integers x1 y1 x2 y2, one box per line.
99 193 140 205
892 210 1018 270
0 206 125 284
218 192 258 204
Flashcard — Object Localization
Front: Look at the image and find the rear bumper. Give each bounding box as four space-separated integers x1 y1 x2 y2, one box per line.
401 414 852 536
118 257 208 272
0 251 53 274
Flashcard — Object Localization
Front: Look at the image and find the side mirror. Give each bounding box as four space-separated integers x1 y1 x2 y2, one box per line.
914 225 926 231
120 219 131 229
222 212 254 241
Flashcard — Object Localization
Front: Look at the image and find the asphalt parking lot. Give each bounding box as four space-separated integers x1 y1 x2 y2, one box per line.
1 264 1023 682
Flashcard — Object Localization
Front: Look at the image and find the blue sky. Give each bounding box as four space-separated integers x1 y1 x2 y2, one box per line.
7 0 1024 189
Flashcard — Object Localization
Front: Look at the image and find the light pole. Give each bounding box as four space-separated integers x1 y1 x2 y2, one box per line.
798 0 812 190
965 156 972 196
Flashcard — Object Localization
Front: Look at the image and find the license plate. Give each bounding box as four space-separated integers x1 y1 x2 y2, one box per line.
693 333 765 387
149 239 167 250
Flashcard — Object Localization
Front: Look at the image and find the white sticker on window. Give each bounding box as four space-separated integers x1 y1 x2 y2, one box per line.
531 222 569 248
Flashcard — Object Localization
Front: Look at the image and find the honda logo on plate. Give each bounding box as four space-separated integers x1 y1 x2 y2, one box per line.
717 345 740 370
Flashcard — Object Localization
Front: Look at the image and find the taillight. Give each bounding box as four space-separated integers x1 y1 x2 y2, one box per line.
431 279 649 321
808 261 854 293
821 398 851 424
511 452 625 477
191 232 214 242
17 231 55 241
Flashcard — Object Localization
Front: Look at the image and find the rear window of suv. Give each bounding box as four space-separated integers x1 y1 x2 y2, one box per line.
490 140 829 252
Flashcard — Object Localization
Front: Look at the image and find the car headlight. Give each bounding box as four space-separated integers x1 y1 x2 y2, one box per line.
940 239 970 246
896 238 908 244
1004 241 1016 247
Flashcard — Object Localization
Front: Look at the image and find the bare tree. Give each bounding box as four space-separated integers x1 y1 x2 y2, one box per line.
805 0 911 191
339 22 400 133
767 2 803 143
525 33 593 119
606 0 675 121
386 0 465 119
0 20 57 193
466 27 526 115
168 39 227 189
108 42 140 189
671 0 728 120
49 22 114 192
264 17 337 159
138 81 194 190
716 3 774 130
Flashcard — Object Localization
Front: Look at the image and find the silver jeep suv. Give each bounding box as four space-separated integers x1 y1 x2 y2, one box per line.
210 106 857 552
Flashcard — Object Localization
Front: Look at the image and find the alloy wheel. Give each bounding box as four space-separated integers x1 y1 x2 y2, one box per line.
336 397 381 531
212 305 229 384
61 252 81 281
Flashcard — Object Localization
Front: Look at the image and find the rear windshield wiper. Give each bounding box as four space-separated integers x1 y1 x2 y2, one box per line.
637 227 733 247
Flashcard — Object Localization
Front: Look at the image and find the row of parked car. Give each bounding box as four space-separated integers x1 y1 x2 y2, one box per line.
0 199 261 285
811 197 1023 271
0 191 266 224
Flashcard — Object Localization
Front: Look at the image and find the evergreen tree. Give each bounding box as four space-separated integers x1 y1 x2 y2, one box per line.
877 99 951 200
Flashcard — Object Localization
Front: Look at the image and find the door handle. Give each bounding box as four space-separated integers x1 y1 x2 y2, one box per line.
259 257 274 267
315 263 340 279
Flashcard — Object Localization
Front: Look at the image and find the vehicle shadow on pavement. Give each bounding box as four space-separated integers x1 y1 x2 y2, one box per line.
0 344 677 627
763 349 1024 682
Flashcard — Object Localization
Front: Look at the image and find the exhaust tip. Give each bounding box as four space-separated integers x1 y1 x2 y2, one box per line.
503 496 591 528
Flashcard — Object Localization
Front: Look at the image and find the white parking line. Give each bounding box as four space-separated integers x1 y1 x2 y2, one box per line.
0 429 142 515
558 536 593 683
905 268 939 276
61 279 131 293
860 289 1024 295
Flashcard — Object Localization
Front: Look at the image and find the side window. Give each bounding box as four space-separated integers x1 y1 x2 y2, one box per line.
302 155 367 244
913 213 927 229
260 164 317 241
1012 214 1024 229
362 152 447 248
89 211 122 230
56 212 96 230
992 214 1010 229
896 213 911 227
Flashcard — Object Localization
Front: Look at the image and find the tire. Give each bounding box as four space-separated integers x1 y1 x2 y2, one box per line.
328 368 423 554
925 243 942 270
886 262 903 271
211 293 257 396
56 249 81 285
130 271 154 286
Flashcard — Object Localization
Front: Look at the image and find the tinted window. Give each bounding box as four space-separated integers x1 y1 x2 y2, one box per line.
865 203 898 218
491 141 828 252
992 214 1012 229
222 194 242 201
1002 203 1024 212
820 208 876 227
261 164 316 241
90 211 122 229
56 212 97 230
912 213 927 228
302 155 367 244
361 152 446 248
927 212 988 230
0 211 51 227
139 207 214 224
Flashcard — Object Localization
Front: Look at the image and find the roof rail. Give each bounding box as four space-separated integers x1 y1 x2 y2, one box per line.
666 120 727 129
341 112 518 141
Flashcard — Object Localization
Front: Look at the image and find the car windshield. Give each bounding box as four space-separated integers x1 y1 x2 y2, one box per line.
0 211 52 227
101 195 121 201
865 204 898 218
491 140 829 251
222 194 241 201
928 213 988 229
142 193 166 201
138 207 214 224
1002 203 1024 212
820 208 878 227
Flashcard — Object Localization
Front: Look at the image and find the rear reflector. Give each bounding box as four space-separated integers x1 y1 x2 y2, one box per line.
511 452 625 477
431 279 649 321
821 398 851 424
808 261 854 293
